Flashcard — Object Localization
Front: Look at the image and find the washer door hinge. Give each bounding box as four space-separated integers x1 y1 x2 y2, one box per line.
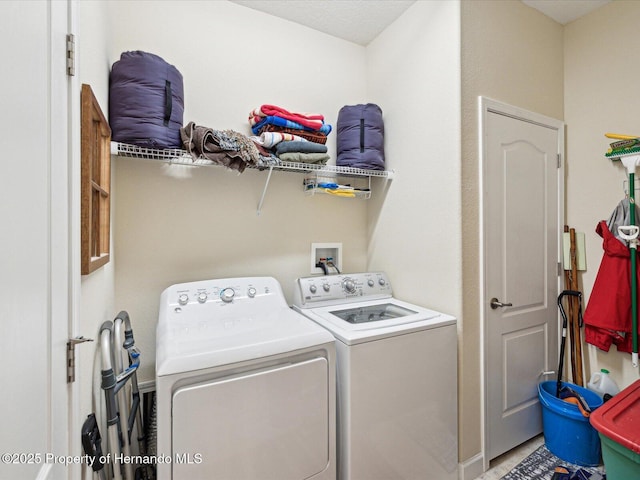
66 33 75 76
67 336 93 383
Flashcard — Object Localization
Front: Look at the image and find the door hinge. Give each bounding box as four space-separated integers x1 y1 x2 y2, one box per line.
66 33 75 76
557 153 562 169
558 262 563 276
67 336 93 383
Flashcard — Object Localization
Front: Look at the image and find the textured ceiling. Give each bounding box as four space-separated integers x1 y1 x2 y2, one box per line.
229 0 612 46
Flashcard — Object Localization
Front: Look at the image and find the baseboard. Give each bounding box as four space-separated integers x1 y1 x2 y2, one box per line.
138 379 156 394
459 452 484 480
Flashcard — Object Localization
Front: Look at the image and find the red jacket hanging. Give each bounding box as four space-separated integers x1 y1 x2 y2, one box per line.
583 220 635 353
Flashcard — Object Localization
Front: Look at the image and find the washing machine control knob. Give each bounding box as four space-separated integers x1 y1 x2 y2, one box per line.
197 292 208 304
220 288 235 303
247 287 257 298
343 278 356 294
367 279 374 287
178 294 189 305
378 278 386 286
309 285 317 294
323 283 330 292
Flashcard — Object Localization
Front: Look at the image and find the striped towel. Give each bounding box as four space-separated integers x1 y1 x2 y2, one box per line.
250 131 308 148
249 104 325 130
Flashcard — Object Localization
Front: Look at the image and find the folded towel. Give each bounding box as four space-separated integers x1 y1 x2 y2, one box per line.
278 152 330 164
250 131 307 149
259 124 328 144
252 142 281 168
250 104 325 130
276 140 327 155
181 121 261 172
251 115 332 136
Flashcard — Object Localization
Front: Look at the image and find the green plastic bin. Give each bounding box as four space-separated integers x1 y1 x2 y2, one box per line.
590 379 640 480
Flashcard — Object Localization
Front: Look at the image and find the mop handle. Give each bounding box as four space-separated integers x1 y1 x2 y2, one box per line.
631 174 638 368
617 225 640 242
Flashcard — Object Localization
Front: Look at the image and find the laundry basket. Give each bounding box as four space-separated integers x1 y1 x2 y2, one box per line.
538 381 603 466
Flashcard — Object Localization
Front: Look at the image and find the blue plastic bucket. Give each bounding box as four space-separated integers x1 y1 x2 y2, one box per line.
538 381 603 466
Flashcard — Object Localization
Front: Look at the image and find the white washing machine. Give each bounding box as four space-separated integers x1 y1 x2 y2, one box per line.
293 272 458 480
156 276 336 480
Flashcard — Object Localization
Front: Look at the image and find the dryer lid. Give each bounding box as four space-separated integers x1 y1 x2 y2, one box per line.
156 306 333 376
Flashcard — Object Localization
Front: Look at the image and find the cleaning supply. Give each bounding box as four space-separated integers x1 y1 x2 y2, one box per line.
559 385 592 417
604 143 640 367
605 132 640 140
538 381 603 466
588 369 620 399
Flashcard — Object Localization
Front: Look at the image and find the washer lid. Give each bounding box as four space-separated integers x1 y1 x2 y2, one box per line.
296 298 456 345
156 306 333 376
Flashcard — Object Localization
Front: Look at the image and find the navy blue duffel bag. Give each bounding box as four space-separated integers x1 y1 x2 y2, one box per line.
336 103 385 170
109 51 184 149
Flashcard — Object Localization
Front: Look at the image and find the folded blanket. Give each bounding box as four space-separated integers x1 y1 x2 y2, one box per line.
251 115 332 136
259 124 328 145
278 152 330 164
181 121 261 173
276 140 327 155
250 131 307 149
252 142 281 169
250 104 325 131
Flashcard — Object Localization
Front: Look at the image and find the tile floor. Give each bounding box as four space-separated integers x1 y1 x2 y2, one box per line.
474 435 545 480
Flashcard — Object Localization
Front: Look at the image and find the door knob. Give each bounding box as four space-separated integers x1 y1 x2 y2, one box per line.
490 297 513 309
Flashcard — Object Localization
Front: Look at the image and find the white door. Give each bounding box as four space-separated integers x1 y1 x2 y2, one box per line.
0 1 73 479
481 98 563 463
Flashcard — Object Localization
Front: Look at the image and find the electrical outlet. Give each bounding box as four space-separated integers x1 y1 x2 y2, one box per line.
311 242 342 274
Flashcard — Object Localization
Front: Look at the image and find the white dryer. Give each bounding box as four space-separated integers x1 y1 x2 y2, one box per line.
293 272 458 480
156 277 336 480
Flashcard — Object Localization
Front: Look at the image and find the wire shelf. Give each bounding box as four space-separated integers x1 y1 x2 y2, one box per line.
110 142 211 165
110 142 393 178
111 141 393 214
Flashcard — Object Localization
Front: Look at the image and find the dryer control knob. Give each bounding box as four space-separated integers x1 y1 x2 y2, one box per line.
323 283 330 292
309 285 317 294
343 278 356 294
178 294 189 305
220 288 235 303
247 287 257 298
379 278 386 286
367 279 374 287
197 292 208 304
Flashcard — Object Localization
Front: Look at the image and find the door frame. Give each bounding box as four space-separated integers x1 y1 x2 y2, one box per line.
39 1 78 478
478 96 564 471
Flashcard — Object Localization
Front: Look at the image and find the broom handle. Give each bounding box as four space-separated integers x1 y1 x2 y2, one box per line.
570 228 584 386
563 226 577 383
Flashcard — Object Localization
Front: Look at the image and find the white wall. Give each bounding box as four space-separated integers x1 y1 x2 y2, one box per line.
366 0 462 315
106 0 370 382
461 0 564 469
77 2 116 478
565 0 640 390
0 2 51 478
366 0 462 460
